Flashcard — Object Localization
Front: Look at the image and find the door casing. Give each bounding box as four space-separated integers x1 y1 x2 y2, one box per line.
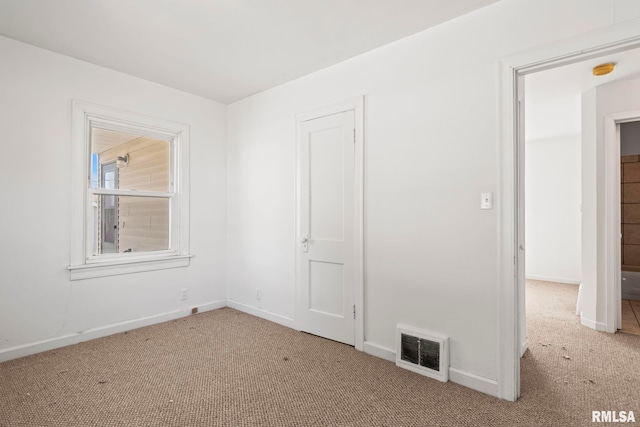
605 112 640 331
498 23 640 401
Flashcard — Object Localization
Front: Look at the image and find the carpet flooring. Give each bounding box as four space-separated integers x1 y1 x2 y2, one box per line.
1 281 639 426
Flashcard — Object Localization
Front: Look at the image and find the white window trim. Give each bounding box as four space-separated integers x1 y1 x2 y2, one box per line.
69 100 191 280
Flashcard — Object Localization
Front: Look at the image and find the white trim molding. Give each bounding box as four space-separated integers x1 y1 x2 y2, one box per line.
449 368 499 398
580 316 607 332
70 100 191 280
2 297 497 400
364 340 498 397
363 341 396 362
68 254 193 280
0 299 226 363
525 275 581 285
226 299 296 329
604 111 640 332
498 23 640 402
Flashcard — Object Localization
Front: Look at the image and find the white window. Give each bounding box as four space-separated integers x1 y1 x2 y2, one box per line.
69 101 191 280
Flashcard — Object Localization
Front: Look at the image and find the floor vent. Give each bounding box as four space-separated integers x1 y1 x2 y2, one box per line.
396 324 449 382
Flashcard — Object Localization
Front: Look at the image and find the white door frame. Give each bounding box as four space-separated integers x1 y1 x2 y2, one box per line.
498 23 640 401
295 96 365 351
605 111 640 331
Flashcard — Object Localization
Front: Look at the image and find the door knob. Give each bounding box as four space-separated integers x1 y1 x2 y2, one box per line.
519 244 525 251
301 235 309 243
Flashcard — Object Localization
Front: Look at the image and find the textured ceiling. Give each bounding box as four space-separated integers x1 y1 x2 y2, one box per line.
0 0 499 103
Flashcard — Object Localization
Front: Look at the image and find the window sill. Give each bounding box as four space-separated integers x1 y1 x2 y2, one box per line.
68 254 193 281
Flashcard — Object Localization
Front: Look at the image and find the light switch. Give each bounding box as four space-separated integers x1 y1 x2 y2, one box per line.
481 192 493 210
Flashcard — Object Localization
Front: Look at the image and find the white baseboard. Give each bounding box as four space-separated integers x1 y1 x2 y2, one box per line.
363 340 498 397
580 315 607 331
622 291 640 300
2 299 499 400
226 299 296 329
526 275 580 285
0 299 226 363
576 283 583 316
363 341 395 362
449 368 499 397
198 300 228 313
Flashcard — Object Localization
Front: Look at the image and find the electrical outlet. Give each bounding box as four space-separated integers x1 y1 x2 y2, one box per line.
180 288 188 301
256 289 262 301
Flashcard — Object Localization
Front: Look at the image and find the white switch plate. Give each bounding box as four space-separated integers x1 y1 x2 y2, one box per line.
481 192 493 210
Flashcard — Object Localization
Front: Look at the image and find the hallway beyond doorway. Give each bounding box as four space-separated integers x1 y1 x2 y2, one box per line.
621 299 640 335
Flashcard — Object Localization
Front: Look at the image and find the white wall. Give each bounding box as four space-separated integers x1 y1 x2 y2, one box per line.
1 0 639 398
525 135 582 283
581 75 640 329
580 88 599 327
226 0 640 391
0 36 227 359
524 68 582 285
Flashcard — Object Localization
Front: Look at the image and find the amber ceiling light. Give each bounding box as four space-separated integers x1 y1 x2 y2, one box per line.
592 63 615 76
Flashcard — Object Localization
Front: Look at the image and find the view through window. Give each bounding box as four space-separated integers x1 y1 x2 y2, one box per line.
90 128 172 256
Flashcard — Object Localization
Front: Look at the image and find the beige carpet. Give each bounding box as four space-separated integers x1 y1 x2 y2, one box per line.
1 281 639 426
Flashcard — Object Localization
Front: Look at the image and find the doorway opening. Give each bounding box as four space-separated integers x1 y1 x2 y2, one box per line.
499 32 640 401
520 48 640 392
620 120 640 334
522 63 583 357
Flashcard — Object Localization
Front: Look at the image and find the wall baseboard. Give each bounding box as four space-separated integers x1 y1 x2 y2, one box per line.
226 299 296 329
0 299 227 363
2 299 500 399
576 283 583 316
363 341 395 362
525 275 581 285
363 340 498 397
198 300 228 313
449 368 499 397
622 291 640 300
580 315 607 331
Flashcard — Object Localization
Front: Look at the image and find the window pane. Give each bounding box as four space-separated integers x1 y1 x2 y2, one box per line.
93 196 170 255
91 127 171 192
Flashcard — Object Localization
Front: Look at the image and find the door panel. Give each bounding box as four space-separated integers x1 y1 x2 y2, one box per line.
309 261 344 317
310 127 345 241
299 110 355 345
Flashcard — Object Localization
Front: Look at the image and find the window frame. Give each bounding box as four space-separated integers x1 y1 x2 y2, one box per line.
69 101 191 280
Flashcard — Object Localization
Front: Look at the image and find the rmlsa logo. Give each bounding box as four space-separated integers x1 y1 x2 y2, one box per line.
592 411 636 423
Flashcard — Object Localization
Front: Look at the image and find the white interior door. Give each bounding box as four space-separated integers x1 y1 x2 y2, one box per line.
298 110 356 345
517 74 527 360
